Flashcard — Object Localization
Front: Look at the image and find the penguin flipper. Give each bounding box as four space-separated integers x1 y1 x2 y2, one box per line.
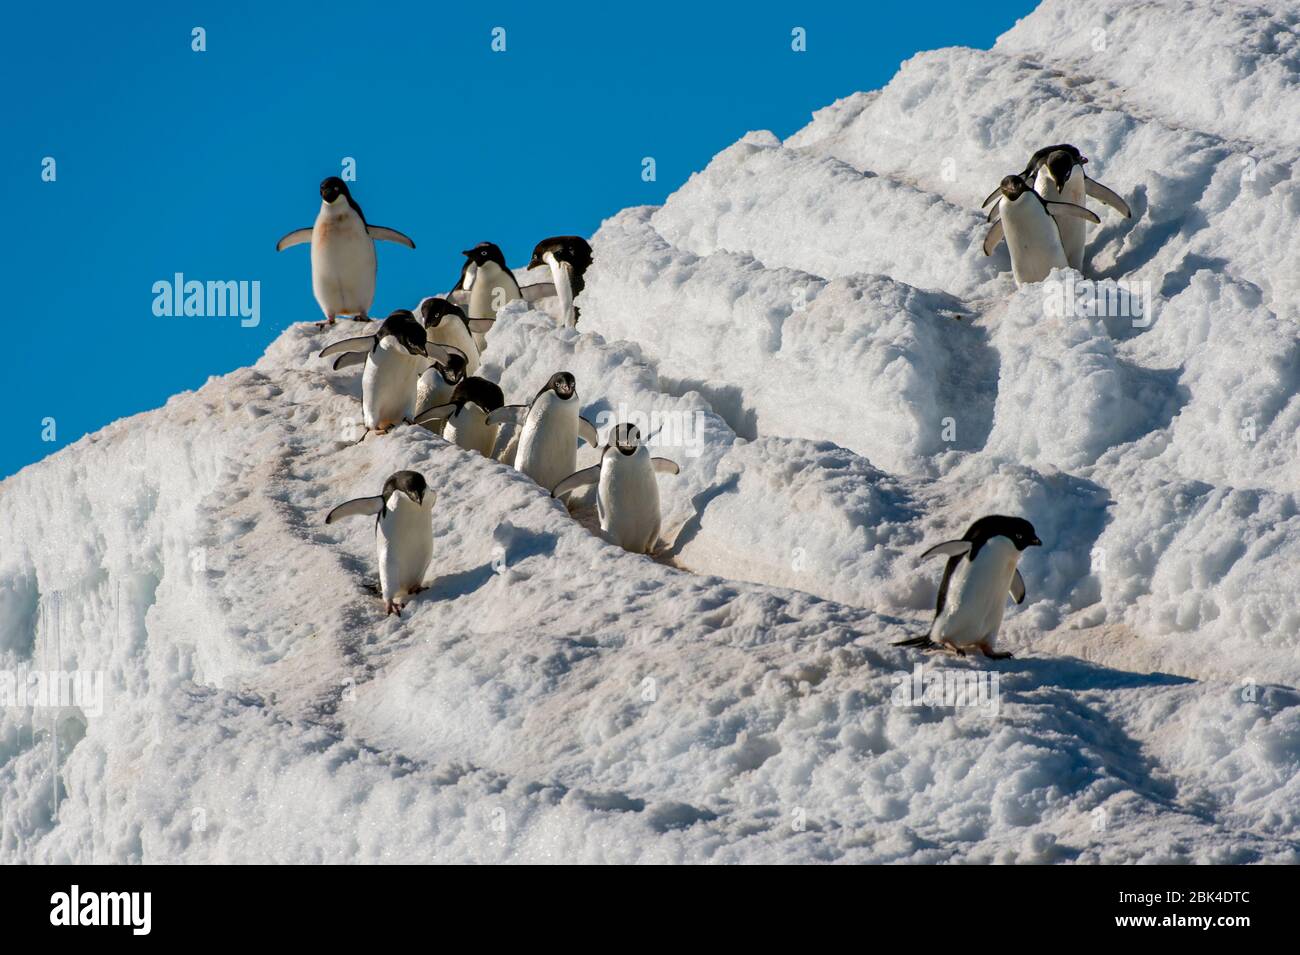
520 282 557 304
423 342 454 365
1010 568 1027 605
982 220 1005 256
578 417 599 447
892 636 935 649
446 288 470 308
325 496 384 523
980 185 1002 209
486 405 528 427
318 335 376 359
411 403 455 426
1084 177 1132 218
367 226 416 248
332 351 367 371
467 318 495 335
920 540 972 561
652 458 681 475
276 227 312 251
551 465 601 499
1046 200 1102 225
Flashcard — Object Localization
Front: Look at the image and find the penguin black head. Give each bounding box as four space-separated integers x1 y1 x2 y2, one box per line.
527 236 594 274
612 423 641 455
1045 149 1080 192
452 376 505 414
376 309 428 358
433 351 468 384
1021 143 1087 184
420 297 469 330
461 242 508 269
320 176 365 221
964 515 1042 554
540 371 576 402
383 470 429 507
999 175 1032 202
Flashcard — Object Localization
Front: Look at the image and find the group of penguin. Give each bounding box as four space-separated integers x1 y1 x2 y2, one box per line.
276 177 678 616
275 142 1131 659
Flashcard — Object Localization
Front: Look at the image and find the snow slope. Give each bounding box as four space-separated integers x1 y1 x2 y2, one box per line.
2 0 1298 863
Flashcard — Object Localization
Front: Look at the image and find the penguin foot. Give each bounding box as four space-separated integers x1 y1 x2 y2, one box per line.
350 315 371 323
315 317 337 329
978 641 1013 660
385 600 403 616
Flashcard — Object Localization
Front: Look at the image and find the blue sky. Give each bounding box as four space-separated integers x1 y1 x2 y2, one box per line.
0 1 1036 480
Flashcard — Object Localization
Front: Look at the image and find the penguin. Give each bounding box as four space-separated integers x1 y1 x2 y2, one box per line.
318 310 455 436
526 236 594 327
551 423 680 554
417 296 485 375
326 470 435 616
413 351 468 436
446 242 560 347
893 515 1042 659
981 175 1099 286
487 372 599 491
275 177 415 326
411 376 506 457
984 145 1131 271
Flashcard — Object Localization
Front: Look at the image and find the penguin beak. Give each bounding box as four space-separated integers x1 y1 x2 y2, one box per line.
528 253 543 270
406 489 423 505
461 249 476 258
1029 536 1042 547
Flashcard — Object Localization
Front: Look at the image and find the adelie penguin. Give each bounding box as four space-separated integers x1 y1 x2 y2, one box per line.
275 177 415 326
412 376 506 457
527 236 594 328
417 296 485 375
984 145 1131 271
981 175 1099 287
893 515 1042 659
413 351 468 436
447 242 556 348
488 372 599 491
551 423 679 554
318 310 459 436
326 470 435 616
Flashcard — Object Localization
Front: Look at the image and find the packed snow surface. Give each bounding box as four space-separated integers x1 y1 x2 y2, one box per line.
2 0 1299 862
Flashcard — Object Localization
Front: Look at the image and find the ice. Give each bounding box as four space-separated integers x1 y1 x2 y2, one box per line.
1 0 1298 862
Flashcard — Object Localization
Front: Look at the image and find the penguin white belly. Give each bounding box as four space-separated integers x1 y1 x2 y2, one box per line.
1035 167 1087 271
426 321 480 375
516 395 578 491
377 496 433 603
311 211 376 317
545 252 575 327
414 369 456 433
445 404 500 457
599 450 661 553
467 261 521 348
932 538 1019 647
1001 194 1068 286
363 339 420 430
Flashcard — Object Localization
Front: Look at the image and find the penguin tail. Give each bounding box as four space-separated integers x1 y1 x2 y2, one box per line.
892 635 935 649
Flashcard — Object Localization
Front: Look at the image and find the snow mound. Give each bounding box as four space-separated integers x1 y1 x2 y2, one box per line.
2 0 1298 862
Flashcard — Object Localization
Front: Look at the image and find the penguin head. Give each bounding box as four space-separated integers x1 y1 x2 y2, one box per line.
544 371 577 401
319 176 351 205
1045 149 1081 192
420 296 468 330
452 376 505 414
434 352 468 385
527 236 594 275
966 515 1042 552
612 423 642 455
462 242 508 270
377 309 428 358
384 470 429 507
998 175 1031 202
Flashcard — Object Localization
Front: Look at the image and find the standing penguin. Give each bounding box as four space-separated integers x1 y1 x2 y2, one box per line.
318 310 453 436
982 175 1099 286
527 236 594 327
447 243 522 349
551 423 680 554
412 377 506 457
893 515 1042 659
488 372 599 491
326 470 435 616
414 352 468 435
275 177 415 326
984 145 1131 271
418 296 485 375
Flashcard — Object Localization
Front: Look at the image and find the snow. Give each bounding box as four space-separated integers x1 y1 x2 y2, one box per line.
2 0 1298 862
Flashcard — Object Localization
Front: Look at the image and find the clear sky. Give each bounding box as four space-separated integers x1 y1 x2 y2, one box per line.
0 0 1037 480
